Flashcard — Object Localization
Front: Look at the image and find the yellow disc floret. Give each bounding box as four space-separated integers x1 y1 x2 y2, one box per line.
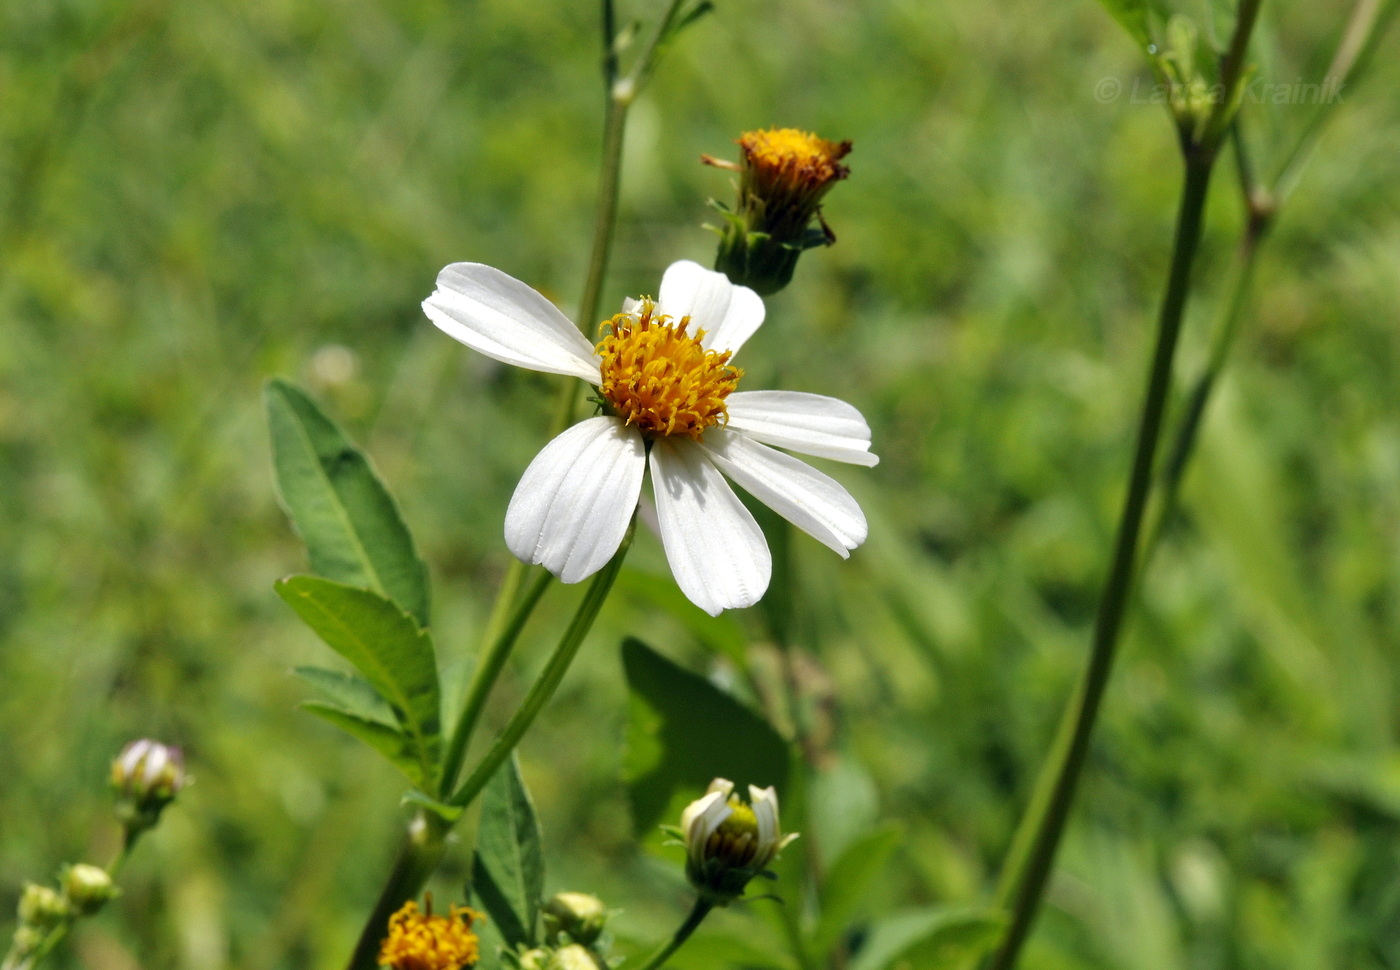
704 798 761 869
379 899 482 970
595 300 742 440
737 127 852 192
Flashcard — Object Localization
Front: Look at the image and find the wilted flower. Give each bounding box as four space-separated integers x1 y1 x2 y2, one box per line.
61 864 116 915
111 739 185 832
706 128 852 295
423 259 876 615
542 892 608 946
379 898 482 970
678 778 797 902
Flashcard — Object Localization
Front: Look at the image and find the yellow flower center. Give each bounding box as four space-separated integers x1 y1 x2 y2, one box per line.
704 799 762 868
379 899 482 970
595 301 742 440
738 128 852 189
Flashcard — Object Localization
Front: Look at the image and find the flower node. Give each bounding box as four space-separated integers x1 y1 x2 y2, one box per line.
595 301 742 440
379 899 483 970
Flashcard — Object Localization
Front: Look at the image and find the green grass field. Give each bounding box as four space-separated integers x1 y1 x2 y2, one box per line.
3 0 1400 967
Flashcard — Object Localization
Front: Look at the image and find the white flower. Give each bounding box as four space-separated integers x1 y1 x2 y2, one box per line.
677 778 798 901
423 259 877 615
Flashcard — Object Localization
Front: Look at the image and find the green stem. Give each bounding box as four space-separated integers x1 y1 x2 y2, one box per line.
630 898 714 970
987 156 1217 970
1 834 142 970
449 520 635 808
344 810 452 970
439 567 554 795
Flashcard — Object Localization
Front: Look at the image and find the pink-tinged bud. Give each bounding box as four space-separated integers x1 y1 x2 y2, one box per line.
111 739 185 832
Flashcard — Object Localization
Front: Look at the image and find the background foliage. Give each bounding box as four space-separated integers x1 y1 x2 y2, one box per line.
3 0 1399 967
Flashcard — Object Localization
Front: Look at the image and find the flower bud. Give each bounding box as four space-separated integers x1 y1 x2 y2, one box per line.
705 128 851 296
678 778 797 903
515 949 551 970
547 944 606 970
61 864 117 915
542 892 608 946
111 739 185 832
17 883 70 928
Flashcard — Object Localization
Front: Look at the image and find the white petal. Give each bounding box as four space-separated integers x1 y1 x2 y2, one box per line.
657 260 766 355
700 430 867 557
423 262 600 382
505 417 645 583
649 439 771 615
707 778 735 798
750 785 779 848
725 390 879 466
681 789 726 840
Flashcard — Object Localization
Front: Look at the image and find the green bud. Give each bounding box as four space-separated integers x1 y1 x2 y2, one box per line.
11 926 45 956
61 864 117 915
516 949 551 970
547 944 606 970
542 892 608 946
18 883 70 928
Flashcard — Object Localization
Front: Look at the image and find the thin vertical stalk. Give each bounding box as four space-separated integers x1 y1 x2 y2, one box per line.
629 899 714 970
987 156 1216 970
448 520 635 808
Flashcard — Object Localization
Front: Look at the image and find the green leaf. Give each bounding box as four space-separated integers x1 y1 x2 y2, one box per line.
276 575 441 787
265 378 430 626
847 907 1006 970
622 638 792 835
300 702 428 787
400 789 464 823
471 754 544 948
811 824 902 957
293 665 396 725
1093 0 1168 52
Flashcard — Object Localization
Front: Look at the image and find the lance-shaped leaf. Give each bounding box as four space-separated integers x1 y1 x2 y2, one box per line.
847 907 1006 970
622 637 791 835
277 576 441 787
300 703 433 789
472 755 544 948
265 378 430 626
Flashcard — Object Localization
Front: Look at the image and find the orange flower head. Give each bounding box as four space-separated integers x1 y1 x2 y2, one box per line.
378 899 483 970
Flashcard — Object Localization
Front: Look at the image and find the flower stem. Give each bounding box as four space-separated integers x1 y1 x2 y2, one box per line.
629 898 714 970
439 567 554 795
344 810 452 970
449 519 635 808
986 153 1217 970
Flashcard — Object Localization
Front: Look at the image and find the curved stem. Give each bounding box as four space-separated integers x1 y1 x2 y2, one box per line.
343 810 452 970
629 898 713 970
449 520 635 808
439 567 554 795
987 156 1216 969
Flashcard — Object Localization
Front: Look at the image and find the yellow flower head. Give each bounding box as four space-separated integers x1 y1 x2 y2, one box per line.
705 127 852 295
379 899 483 970
736 128 852 221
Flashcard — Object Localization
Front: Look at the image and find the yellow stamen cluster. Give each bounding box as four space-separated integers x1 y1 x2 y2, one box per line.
705 799 761 868
595 301 742 440
379 900 482 970
737 128 852 196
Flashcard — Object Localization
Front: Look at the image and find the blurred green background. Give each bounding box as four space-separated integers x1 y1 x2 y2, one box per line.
3 0 1400 967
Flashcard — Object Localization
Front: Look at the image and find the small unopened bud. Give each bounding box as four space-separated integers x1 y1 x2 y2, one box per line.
11 926 45 956
706 128 851 296
516 949 551 970
547 944 605 970
111 739 185 832
542 892 608 946
18 883 70 928
61 864 117 915
678 778 797 904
